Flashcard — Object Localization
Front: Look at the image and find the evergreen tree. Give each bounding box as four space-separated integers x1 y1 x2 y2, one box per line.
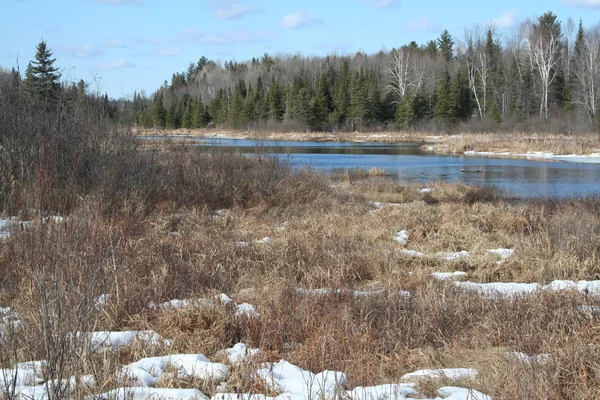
267 77 285 122
152 93 166 128
349 69 369 130
24 40 61 103
434 67 456 124
437 30 455 63
332 60 351 126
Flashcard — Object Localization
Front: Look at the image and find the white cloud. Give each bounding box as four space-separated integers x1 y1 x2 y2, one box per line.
96 0 142 4
280 10 321 30
490 9 519 29
154 47 182 57
103 38 127 48
561 0 600 8
175 29 275 45
363 0 399 9
95 59 135 71
59 44 104 58
406 16 439 32
210 1 258 20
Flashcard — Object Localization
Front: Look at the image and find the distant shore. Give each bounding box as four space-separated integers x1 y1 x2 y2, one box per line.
134 128 600 163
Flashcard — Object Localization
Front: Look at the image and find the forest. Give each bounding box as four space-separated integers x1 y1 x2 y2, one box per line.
132 11 600 133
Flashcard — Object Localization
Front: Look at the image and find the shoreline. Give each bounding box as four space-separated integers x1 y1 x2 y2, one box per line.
134 128 600 164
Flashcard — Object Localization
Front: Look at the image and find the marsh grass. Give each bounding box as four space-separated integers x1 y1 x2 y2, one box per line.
3 152 600 398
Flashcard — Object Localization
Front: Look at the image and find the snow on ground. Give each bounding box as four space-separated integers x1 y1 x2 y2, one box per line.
235 303 260 318
464 149 600 164
487 248 514 261
0 306 24 337
578 305 600 315
295 287 411 299
87 330 172 351
119 354 228 387
441 251 469 261
432 272 468 281
402 249 424 257
455 279 600 297
345 383 420 400
401 368 478 382
220 343 260 364
394 230 409 246
420 188 435 193
237 237 271 247
149 293 259 319
92 387 208 400
256 360 347 400
506 352 550 365
214 361 488 400
435 386 492 400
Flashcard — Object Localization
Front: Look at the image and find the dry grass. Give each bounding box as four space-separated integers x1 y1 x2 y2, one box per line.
3 158 600 399
135 127 600 156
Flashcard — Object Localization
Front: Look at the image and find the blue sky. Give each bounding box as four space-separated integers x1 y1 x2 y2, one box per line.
3 0 600 99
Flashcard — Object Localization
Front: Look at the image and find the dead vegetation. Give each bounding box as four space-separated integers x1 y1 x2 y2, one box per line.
2 156 600 398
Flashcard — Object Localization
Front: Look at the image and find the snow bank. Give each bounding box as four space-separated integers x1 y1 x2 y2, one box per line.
256 360 347 400
295 288 411 299
119 354 228 387
345 383 420 400
221 343 259 364
149 293 259 318
92 387 208 400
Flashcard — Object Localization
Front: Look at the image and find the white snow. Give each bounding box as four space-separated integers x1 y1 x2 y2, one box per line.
94 293 111 308
487 248 514 261
441 251 469 261
455 279 600 297
464 149 600 164
436 386 492 400
221 343 260 364
578 305 600 315
211 361 489 400
295 288 410 299
432 271 468 281
256 360 347 400
401 368 478 382
345 383 420 400
394 230 409 246
237 237 271 247
505 352 550 365
420 188 435 193
119 354 228 387
87 330 172 351
402 249 424 257
235 303 260 318
92 387 208 400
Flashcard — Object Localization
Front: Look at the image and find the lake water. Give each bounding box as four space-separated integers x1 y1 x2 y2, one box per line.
149 136 600 199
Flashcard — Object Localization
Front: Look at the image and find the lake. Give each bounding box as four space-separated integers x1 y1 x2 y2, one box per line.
148 136 600 199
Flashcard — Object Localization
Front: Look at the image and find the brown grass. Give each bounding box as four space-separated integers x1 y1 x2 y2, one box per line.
3 155 600 399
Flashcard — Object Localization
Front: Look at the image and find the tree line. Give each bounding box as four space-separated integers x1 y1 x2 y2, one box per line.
133 11 600 133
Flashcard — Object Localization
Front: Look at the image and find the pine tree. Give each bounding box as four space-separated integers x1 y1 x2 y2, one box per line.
349 69 369 130
434 68 456 124
332 60 351 126
437 30 455 63
267 77 284 122
152 93 166 128
24 40 61 103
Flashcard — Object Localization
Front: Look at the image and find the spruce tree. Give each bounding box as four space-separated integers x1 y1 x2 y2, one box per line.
24 40 61 103
437 30 454 63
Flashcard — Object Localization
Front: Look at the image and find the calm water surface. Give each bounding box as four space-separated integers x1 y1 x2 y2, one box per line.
148 136 600 199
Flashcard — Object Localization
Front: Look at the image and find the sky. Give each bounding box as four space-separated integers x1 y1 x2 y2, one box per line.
3 0 600 99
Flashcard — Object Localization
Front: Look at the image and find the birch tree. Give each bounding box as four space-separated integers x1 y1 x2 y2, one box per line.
527 12 562 119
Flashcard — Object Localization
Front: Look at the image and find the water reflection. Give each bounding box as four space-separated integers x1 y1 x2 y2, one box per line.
144 136 600 199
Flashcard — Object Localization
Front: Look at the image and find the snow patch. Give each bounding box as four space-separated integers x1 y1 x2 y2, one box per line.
401 368 478 382
87 330 172 351
432 271 468 281
394 230 409 246
92 387 208 400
